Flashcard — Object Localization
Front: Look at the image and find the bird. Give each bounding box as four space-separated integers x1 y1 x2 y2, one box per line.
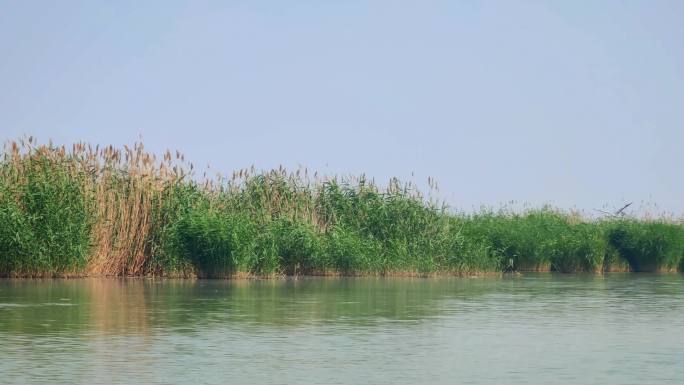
614 202 633 216
594 202 633 218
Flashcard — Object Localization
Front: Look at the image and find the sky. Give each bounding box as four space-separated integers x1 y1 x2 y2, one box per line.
1 1 683 215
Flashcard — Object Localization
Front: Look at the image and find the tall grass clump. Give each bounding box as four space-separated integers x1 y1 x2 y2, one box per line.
608 220 684 272
0 141 91 276
461 208 609 273
0 138 194 277
145 183 204 275
83 143 196 276
266 218 323 274
167 208 256 276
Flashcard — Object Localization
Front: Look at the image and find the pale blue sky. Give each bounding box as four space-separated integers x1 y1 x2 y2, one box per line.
1 1 683 214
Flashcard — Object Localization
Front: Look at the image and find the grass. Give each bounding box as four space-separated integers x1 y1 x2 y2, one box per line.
0 137 683 277
607 220 684 272
0 149 91 275
460 209 611 273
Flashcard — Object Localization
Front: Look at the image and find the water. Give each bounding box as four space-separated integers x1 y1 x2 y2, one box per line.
1 274 682 385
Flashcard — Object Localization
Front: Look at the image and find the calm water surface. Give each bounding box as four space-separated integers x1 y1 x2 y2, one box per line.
1 274 683 385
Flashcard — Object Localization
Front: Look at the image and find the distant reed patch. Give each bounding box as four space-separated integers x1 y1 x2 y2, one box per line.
1 137 682 277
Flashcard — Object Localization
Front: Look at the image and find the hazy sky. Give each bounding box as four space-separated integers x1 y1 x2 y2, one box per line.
1 1 683 214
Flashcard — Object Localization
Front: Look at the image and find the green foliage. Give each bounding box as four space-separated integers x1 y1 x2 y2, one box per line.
461 210 552 271
0 157 91 276
147 183 206 275
547 223 606 273
441 219 503 273
251 229 280 275
460 209 609 273
1 139 683 277
316 180 454 273
0 182 35 274
167 208 257 275
166 207 312 276
267 218 323 274
608 220 684 272
324 226 383 273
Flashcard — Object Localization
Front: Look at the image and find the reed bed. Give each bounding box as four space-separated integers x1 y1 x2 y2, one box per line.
1 138 683 277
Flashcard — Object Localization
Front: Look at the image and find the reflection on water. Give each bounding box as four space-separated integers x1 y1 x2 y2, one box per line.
1 274 683 384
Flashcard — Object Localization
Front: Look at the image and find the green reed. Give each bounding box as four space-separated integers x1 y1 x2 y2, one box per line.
1 137 683 277
0 151 91 276
607 220 684 272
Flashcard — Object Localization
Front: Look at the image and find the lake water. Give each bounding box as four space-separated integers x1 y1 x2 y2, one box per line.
1 274 682 384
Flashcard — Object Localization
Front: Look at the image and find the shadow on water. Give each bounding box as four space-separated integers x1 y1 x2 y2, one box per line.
1 274 683 336
0 277 497 335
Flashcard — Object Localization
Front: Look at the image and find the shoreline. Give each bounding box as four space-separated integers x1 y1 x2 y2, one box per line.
3 269 682 280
